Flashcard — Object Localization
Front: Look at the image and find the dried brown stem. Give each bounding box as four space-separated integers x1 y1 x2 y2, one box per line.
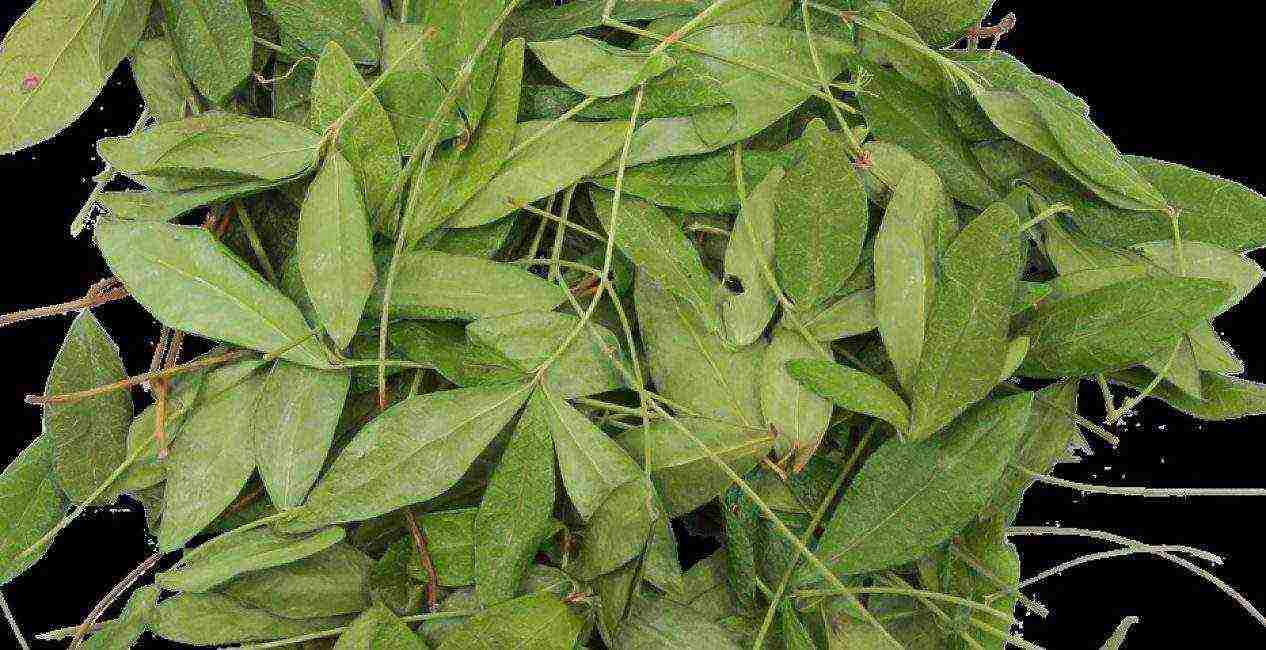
404 510 440 613
0 278 128 329
69 551 161 648
152 331 186 460
27 350 251 407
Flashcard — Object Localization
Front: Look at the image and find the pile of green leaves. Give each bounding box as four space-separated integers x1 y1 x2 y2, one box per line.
4 0 1266 648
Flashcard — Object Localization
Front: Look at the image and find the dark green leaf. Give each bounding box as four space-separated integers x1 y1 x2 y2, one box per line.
467 311 623 397
82 584 159 649
760 327 831 469
1 436 61 586
129 38 194 124
264 0 379 63
152 593 347 645
371 251 566 320
806 393 1032 578
334 604 428 649
219 542 372 618
530 36 675 98
536 389 641 521
722 166 781 346
437 592 583 650
156 526 345 592
161 0 252 104
786 359 911 434
44 310 132 504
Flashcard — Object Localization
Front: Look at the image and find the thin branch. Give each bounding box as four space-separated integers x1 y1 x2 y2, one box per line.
0 278 128 329
404 510 440 612
70 551 161 648
27 350 251 407
0 592 29 650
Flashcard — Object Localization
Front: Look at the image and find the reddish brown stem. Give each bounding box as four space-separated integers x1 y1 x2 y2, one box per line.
152 331 186 459
0 278 128 329
404 510 440 612
27 350 250 407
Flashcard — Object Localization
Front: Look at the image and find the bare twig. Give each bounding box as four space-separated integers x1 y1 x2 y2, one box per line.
27 350 251 407
0 278 128 329
69 552 161 648
404 510 440 612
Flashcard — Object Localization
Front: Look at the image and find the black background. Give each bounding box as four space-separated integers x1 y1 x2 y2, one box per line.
2 2 1263 647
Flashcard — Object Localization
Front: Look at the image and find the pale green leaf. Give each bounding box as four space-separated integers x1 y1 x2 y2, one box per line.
219 542 372 618
777 121 869 308
448 120 629 228
475 397 555 606
537 389 641 521
129 37 193 124
98 0 150 76
153 593 348 645
264 0 379 63
760 327 831 469
908 202 1023 439
158 369 266 552
161 0 252 104
1110 369 1266 422
43 310 132 504
308 42 401 222
575 476 659 579
371 251 566 321
467 311 623 397
437 592 583 650
804 290 876 342
335 604 429 649
983 380 1080 523
529 35 675 98
593 148 793 215
635 274 763 428
0 0 109 154
156 526 345 592
874 158 945 387
722 166 781 346
298 151 377 348
97 182 277 223
786 359 911 434
284 383 532 531
615 595 743 649
95 221 329 368
253 362 351 509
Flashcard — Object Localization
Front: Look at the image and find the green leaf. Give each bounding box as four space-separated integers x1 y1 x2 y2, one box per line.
786 359 911 434
938 516 1020 650
575 476 659 579
592 190 719 332
447 120 630 228
1 436 61 586
1071 156 1266 252
129 38 193 124
161 0 252 104
722 166 781 346
219 542 373 618
1018 277 1231 378
309 42 401 222
475 396 556 606
635 274 763 428
889 0 995 47
620 418 771 517
759 327 831 469
529 36 675 98
593 149 793 216
774 120 868 308
372 20 463 151
153 593 347 645
807 393 1032 579
504 0 704 42
371 251 566 320
1021 88 1166 211
860 69 1000 209
1134 240 1264 315
264 0 379 63
253 362 351 509
95 221 329 368
156 526 345 592
82 584 159 650
404 0 504 132
437 592 583 650
467 311 623 398
335 604 429 649
43 310 132 504
908 202 1023 439
284 383 532 531
627 24 854 165
0 0 109 154
383 508 478 587
158 369 266 552
536 389 641 521
97 114 322 189
615 595 743 649
874 159 945 387
403 38 524 243
1110 369 1266 421
804 290 877 342
984 381 1080 523
298 151 377 349
98 182 277 224
98 0 150 76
